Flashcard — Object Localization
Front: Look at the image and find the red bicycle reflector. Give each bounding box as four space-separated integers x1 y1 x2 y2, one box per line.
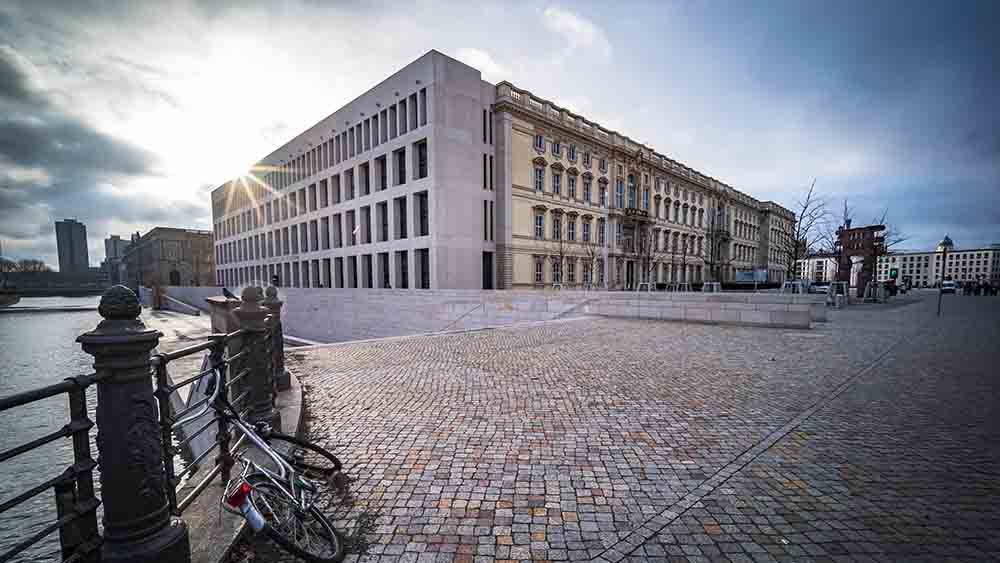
226 482 252 508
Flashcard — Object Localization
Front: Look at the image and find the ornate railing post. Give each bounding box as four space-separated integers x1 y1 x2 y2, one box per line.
233 286 280 428
77 285 190 563
263 286 291 391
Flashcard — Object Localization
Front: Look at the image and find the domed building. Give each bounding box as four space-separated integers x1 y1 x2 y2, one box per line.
878 235 1000 287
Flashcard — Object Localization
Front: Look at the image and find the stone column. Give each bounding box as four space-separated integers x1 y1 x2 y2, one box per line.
77 285 190 563
263 286 291 391
233 286 279 428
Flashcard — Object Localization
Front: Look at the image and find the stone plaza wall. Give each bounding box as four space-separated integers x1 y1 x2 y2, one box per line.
160 286 814 343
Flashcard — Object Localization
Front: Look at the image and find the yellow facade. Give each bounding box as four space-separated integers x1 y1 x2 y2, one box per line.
495 81 795 290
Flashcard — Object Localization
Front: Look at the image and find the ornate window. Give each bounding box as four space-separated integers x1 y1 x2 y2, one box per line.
615 180 625 208
568 176 576 199
552 141 561 157
643 188 650 210
627 174 636 208
598 258 605 284
534 211 545 239
534 167 545 192
598 219 606 245
567 219 576 241
552 215 562 240
552 173 562 195
534 256 544 283
568 145 577 161
600 184 608 207
583 178 592 203
582 221 591 242
567 259 576 283
584 152 591 167
534 134 544 151
552 258 562 283
599 158 607 173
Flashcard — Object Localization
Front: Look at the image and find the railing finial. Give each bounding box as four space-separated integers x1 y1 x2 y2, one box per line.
98 284 141 320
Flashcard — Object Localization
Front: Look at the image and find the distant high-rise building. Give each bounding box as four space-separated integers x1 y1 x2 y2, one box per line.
55 219 89 273
104 235 129 260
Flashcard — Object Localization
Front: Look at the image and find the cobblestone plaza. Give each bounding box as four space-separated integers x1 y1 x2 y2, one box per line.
237 292 999 562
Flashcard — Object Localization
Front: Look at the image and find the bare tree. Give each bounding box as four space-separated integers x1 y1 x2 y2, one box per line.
17 258 51 272
582 236 602 290
703 205 729 282
776 179 831 281
630 224 671 289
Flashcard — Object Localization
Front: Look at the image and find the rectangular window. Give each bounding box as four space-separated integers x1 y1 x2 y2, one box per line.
583 221 591 242
583 179 591 203
375 155 387 191
568 145 576 161
394 196 408 239
489 155 494 190
552 173 561 195
552 141 561 157
371 116 379 147
535 257 544 284
331 175 341 204
534 167 544 192
482 109 488 144
598 220 606 245
534 134 544 150
415 140 428 179
599 158 607 173
319 179 328 207
483 200 488 241
364 119 371 151
568 176 576 199
489 201 494 241
380 109 389 142
416 191 429 236
389 106 397 139
584 152 591 167
416 248 430 289
345 169 355 200
348 126 355 157
398 99 408 135
377 201 388 242
567 219 576 241
643 188 650 210
535 212 544 239
483 154 488 189
308 184 317 211
360 162 370 196
394 148 406 185
553 215 562 240
396 251 408 289
321 217 330 250
419 88 428 126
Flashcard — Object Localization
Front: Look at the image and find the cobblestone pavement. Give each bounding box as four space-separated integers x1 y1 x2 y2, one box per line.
233 292 1000 562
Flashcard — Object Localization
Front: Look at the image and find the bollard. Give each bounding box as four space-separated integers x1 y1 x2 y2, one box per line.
77 285 190 563
263 286 291 391
233 286 280 429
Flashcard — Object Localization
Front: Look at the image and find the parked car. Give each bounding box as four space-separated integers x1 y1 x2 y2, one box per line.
941 281 957 294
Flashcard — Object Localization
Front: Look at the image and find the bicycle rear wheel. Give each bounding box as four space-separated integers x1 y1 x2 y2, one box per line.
247 476 345 562
267 431 343 479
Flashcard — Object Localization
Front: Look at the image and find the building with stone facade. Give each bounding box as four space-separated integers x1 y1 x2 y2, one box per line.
123 227 215 289
211 50 794 291
796 252 838 283
876 236 1000 287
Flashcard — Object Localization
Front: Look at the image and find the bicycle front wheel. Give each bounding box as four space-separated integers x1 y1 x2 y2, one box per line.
247 477 345 562
267 432 343 479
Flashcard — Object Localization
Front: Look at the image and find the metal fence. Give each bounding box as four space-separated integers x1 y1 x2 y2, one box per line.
0 374 100 563
0 284 288 563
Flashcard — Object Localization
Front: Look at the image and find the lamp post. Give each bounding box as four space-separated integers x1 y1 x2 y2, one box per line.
937 245 948 317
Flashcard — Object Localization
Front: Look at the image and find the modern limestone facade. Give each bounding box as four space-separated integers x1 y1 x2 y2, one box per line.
211 50 794 290
876 236 1000 287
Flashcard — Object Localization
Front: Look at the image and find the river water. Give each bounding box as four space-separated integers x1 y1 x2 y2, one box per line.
0 297 102 561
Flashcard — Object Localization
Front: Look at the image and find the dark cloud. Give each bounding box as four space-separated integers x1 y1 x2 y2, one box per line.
0 44 204 267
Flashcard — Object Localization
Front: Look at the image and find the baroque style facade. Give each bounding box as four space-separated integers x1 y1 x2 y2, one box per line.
211 50 794 290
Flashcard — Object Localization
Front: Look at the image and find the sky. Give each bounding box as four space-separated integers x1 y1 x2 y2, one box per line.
1 0 998 269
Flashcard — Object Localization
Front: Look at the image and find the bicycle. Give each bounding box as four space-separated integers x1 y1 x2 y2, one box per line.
174 368 346 562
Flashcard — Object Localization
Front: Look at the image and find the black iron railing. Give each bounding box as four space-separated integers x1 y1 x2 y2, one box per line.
0 375 101 563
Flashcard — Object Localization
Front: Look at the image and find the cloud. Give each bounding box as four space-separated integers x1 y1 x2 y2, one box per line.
454 48 509 84
542 6 612 60
0 43 201 268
